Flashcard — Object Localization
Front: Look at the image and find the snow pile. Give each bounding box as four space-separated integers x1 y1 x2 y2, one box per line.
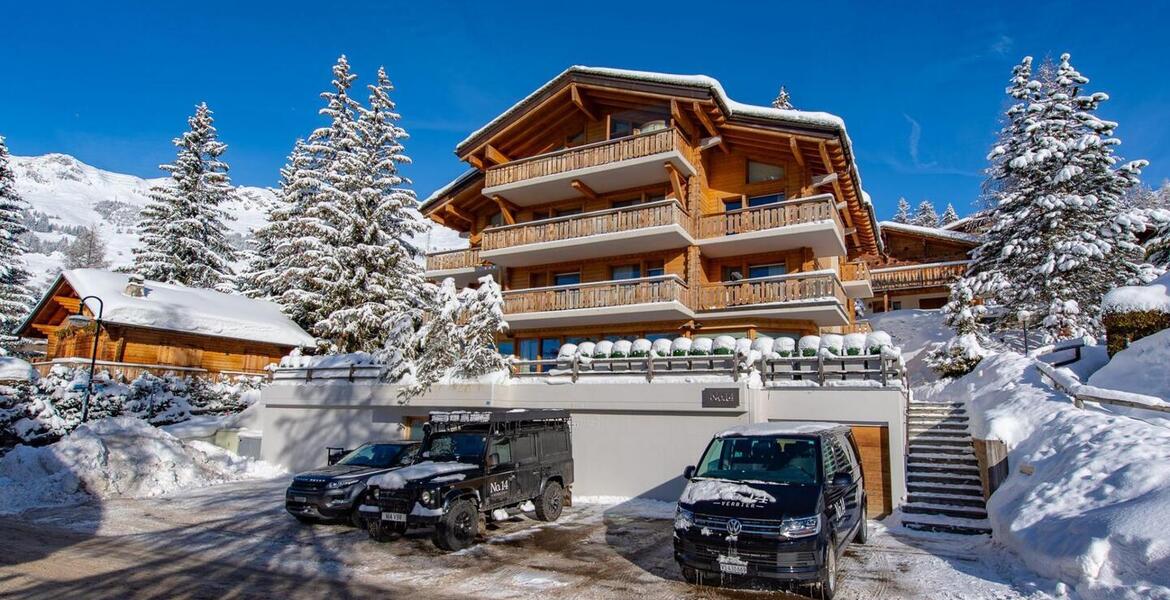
0 356 36 382
0 416 284 514
923 352 1170 598
367 461 478 490
869 309 953 384
1088 328 1170 405
278 350 383 369
1102 272 1170 315
679 479 776 506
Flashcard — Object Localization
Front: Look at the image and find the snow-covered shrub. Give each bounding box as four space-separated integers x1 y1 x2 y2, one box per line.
593 340 613 359
670 337 692 356
774 337 796 358
690 337 713 356
557 343 578 360
187 375 263 415
926 334 990 378
843 333 866 356
866 331 893 355
630 339 652 358
752 336 775 356
577 341 596 358
611 340 632 358
819 334 843 355
651 338 672 357
712 335 736 355
734 337 753 358
0 380 33 450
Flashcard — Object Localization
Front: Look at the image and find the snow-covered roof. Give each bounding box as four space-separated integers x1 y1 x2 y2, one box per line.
23 269 316 347
421 168 481 211
717 421 845 438
878 221 982 245
1102 272 1170 315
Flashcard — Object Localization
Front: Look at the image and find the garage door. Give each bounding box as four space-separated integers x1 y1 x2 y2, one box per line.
850 426 893 517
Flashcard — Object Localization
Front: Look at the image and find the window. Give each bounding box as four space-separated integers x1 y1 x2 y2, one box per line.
891 301 903 310
540 430 570 457
645 332 675 341
567 130 586 147
519 338 539 373
748 193 785 207
611 264 641 280
748 263 788 279
530 273 547 288
490 437 513 466
747 160 785 183
645 260 665 278
555 207 582 218
541 338 560 363
513 434 538 465
722 266 745 282
646 193 667 203
487 211 505 227
695 436 820 485
724 198 743 212
610 119 633 139
553 272 580 286
496 340 515 357
530 210 551 222
565 336 590 346
611 198 642 209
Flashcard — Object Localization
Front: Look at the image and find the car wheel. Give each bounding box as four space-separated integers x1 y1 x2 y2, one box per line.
367 519 396 543
349 494 368 529
434 499 479 551
819 542 839 600
854 504 869 544
534 481 563 522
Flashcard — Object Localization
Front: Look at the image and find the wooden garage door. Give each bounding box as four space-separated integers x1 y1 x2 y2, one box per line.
850 426 893 517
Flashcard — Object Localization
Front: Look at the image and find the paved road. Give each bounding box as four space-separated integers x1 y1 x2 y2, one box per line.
0 478 1052 599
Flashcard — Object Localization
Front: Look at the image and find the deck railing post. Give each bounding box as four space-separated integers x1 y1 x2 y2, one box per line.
571 355 579 383
646 355 654 382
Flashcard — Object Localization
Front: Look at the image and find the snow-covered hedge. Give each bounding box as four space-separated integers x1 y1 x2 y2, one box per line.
555 333 897 364
798 335 820 357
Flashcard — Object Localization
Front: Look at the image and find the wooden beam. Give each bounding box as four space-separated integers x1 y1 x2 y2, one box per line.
670 99 697 140
811 173 839 188
570 85 598 121
491 195 518 225
484 144 510 166
463 86 572 159
664 162 686 201
467 154 486 171
570 179 599 201
52 296 81 311
31 324 59 334
444 205 473 225
819 140 860 247
789 137 806 168
692 102 719 137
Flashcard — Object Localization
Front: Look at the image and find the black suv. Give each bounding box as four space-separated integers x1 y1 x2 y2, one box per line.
673 423 867 598
361 410 574 550
285 441 420 527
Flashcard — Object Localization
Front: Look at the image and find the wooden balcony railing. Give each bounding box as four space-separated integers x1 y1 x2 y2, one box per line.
698 193 842 238
698 272 846 311
481 199 690 251
870 260 970 292
503 275 688 314
425 248 481 272
485 128 688 188
840 261 871 282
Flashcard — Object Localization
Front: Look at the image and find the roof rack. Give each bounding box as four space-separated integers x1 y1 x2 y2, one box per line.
427 409 571 424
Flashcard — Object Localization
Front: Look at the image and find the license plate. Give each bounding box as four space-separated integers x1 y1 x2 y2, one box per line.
382 512 407 522
293 496 308 503
718 557 748 575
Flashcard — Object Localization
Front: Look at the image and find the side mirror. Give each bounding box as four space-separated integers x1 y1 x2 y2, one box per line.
683 465 695 480
831 471 853 487
487 453 500 468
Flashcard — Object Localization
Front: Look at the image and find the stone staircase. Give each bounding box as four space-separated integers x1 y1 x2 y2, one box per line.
902 400 992 535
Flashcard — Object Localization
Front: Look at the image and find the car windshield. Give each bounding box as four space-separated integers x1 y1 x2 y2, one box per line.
694 436 820 485
336 444 412 468
422 432 487 464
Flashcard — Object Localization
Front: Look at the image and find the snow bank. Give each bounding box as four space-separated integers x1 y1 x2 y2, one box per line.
0 357 36 382
1102 272 1170 315
0 417 284 515
279 351 383 369
679 479 776 506
923 352 1170 598
1088 328 1170 405
869 309 952 385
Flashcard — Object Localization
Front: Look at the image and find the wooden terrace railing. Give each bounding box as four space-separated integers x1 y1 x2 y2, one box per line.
870 260 970 292
502 275 688 314
698 271 847 311
840 260 871 283
697 193 842 238
425 248 482 272
481 199 690 251
484 128 689 188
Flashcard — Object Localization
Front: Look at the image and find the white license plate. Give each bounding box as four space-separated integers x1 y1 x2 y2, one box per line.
718 560 748 575
293 496 308 503
381 512 407 522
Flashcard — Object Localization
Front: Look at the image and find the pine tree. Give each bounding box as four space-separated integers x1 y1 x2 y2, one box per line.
400 279 461 400
957 54 1152 340
132 103 238 291
911 200 939 227
239 139 309 300
771 86 793 110
892 197 912 223
1147 212 1170 269
63 224 109 269
0 136 34 335
455 276 508 377
941 203 960 225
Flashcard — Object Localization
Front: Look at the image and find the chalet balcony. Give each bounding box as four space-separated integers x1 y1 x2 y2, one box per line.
481 128 696 205
870 260 969 293
423 248 496 287
695 193 847 258
479 199 694 267
840 261 874 299
697 271 849 326
502 275 694 330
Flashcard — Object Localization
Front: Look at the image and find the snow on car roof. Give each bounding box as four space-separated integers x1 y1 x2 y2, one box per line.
717 421 845 438
27 269 317 347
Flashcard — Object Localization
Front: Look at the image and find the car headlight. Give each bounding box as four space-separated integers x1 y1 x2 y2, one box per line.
420 489 438 507
778 515 821 538
326 479 358 490
674 507 694 531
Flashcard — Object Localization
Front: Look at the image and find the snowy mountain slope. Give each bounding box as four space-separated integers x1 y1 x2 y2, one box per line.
10 153 466 292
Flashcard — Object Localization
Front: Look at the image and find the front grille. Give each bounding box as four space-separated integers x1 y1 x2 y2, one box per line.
693 513 783 536
289 478 328 492
376 490 412 513
682 539 817 569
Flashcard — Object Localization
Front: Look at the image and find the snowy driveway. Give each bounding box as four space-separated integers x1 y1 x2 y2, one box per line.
0 477 1057 599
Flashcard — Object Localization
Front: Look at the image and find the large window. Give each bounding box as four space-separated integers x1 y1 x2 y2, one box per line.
541 338 561 364
610 119 634 139
611 198 643 209
611 264 641 280
555 207 582 218
487 211 505 227
497 339 515 357
645 260 665 278
748 193 785 207
748 263 788 279
747 160 785 183
553 272 580 286
722 266 745 282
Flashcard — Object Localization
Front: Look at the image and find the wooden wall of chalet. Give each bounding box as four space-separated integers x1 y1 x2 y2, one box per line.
880 230 974 265
48 324 289 375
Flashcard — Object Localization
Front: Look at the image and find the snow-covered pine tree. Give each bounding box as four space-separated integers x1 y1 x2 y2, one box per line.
400 279 461 400
312 66 427 352
1146 212 1170 269
941 203 960 225
771 86 793 110
912 200 939 227
0 135 34 336
892 197 912 223
132 103 238 292
959 54 1152 340
927 276 990 376
63 224 110 269
239 139 309 301
454 276 509 378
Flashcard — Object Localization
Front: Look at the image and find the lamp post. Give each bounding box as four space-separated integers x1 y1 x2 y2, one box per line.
1017 309 1032 355
65 295 104 423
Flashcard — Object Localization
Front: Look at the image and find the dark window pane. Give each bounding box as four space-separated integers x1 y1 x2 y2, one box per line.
555 207 582 217
611 265 641 280
553 272 580 286
611 198 642 209
497 340 514 357
722 266 745 282
514 434 538 465
748 263 787 279
610 120 633 139
748 193 785 207
724 199 743 212
747 160 785 183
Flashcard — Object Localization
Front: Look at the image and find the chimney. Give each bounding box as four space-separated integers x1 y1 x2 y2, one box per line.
125 274 146 297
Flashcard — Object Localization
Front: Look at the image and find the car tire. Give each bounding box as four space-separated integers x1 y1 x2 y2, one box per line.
367 519 396 543
855 504 869 544
534 481 563 522
819 541 839 600
434 498 479 551
349 493 368 529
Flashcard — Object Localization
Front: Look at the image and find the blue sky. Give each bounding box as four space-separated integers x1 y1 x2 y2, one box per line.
4 1 1168 220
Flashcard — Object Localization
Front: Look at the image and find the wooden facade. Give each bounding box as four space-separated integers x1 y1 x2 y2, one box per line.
865 223 981 312
421 68 884 358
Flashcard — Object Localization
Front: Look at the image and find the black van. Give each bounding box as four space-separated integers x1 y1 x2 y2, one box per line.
673 422 867 598
285 441 420 527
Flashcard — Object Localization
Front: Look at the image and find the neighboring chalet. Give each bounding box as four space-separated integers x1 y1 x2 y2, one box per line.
866 221 982 312
18 269 316 378
421 66 882 363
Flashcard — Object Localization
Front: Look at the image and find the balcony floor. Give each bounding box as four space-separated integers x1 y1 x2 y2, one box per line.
480 224 694 267
696 220 846 258
482 150 696 206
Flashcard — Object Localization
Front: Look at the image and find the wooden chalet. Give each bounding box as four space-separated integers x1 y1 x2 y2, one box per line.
17 269 316 378
421 66 884 364
866 221 982 312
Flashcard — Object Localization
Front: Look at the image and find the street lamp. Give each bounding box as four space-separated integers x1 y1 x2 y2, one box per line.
1017 309 1032 355
66 295 104 423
